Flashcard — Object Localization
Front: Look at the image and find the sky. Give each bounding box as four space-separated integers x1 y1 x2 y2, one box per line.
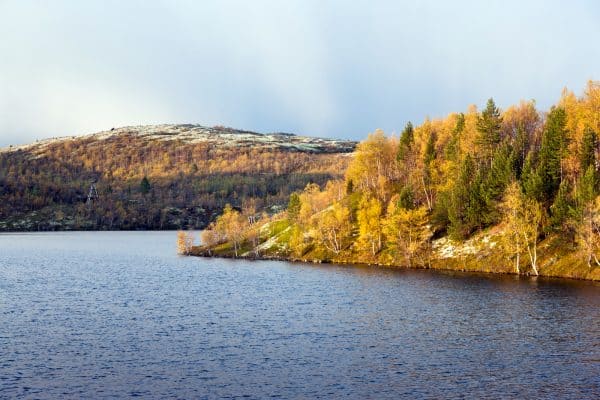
0 0 599 146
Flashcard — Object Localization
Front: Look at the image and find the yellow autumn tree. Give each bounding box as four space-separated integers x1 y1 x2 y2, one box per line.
314 202 352 255
200 223 222 255
576 195 600 268
356 195 384 257
500 182 542 275
499 182 524 274
345 129 397 201
177 230 194 255
382 203 431 267
214 204 248 257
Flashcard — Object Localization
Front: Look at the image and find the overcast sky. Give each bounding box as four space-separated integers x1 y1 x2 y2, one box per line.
1 0 599 146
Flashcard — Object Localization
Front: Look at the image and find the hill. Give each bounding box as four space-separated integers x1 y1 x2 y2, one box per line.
0 124 357 231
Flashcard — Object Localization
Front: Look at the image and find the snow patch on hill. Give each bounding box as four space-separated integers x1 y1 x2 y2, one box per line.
1 124 357 154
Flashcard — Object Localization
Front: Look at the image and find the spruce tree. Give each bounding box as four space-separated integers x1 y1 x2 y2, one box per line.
398 186 414 210
449 155 476 239
424 132 436 166
485 142 515 201
397 122 414 162
521 151 544 201
550 179 572 230
140 176 151 195
537 106 568 201
287 192 301 222
579 126 597 174
480 142 515 223
578 165 598 206
513 125 529 177
476 98 502 166
467 171 488 228
445 113 464 161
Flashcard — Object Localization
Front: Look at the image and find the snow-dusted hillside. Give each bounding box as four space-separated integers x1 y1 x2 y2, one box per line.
3 124 357 154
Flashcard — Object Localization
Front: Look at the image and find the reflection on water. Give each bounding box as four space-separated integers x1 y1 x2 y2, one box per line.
0 232 598 399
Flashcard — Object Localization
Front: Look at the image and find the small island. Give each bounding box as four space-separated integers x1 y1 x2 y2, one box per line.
184 82 600 282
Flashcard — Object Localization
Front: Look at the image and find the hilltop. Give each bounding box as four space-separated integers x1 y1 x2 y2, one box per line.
0 124 357 231
2 124 356 154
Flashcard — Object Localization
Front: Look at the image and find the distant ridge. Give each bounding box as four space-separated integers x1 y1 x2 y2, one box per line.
0 123 356 231
3 124 357 154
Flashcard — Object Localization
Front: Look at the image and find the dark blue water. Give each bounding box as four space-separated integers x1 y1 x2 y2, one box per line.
0 232 598 399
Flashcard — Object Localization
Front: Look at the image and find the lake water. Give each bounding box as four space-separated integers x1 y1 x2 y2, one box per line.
0 231 598 399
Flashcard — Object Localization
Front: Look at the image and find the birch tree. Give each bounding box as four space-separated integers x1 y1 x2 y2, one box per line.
500 182 542 275
315 202 351 254
356 195 384 256
383 204 431 267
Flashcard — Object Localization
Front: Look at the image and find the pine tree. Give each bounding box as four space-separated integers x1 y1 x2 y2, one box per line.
537 106 568 201
484 142 515 201
444 113 464 161
424 132 436 166
521 151 544 201
550 179 572 230
579 126 597 174
287 192 301 222
466 170 488 228
476 98 502 166
397 122 414 162
398 186 414 210
513 125 530 177
578 165 597 206
140 176 151 195
449 155 476 239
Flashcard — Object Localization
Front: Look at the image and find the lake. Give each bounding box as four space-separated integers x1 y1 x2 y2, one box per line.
0 231 598 399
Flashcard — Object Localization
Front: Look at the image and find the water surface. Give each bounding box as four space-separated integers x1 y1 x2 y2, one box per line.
1 231 598 399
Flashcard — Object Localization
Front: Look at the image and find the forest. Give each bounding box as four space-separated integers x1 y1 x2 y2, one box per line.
0 126 355 230
196 81 600 280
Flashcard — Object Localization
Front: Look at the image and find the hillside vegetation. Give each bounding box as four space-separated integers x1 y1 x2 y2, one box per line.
195 81 600 280
0 125 356 230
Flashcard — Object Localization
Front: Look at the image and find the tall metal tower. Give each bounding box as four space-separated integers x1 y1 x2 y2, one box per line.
86 182 99 206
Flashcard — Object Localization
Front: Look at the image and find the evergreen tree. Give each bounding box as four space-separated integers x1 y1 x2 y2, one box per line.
398 186 414 210
579 126 597 174
424 131 436 166
449 155 478 239
431 191 451 231
445 113 464 161
550 179 572 230
521 151 544 201
537 106 568 201
476 98 502 166
513 125 529 177
287 192 301 222
578 165 598 206
484 142 515 201
140 176 151 195
397 122 414 162
467 170 488 228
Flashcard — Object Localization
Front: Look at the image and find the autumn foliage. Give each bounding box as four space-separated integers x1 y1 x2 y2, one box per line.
205 81 600 275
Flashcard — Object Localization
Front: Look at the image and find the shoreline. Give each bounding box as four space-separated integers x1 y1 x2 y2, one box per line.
189 250 600 283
